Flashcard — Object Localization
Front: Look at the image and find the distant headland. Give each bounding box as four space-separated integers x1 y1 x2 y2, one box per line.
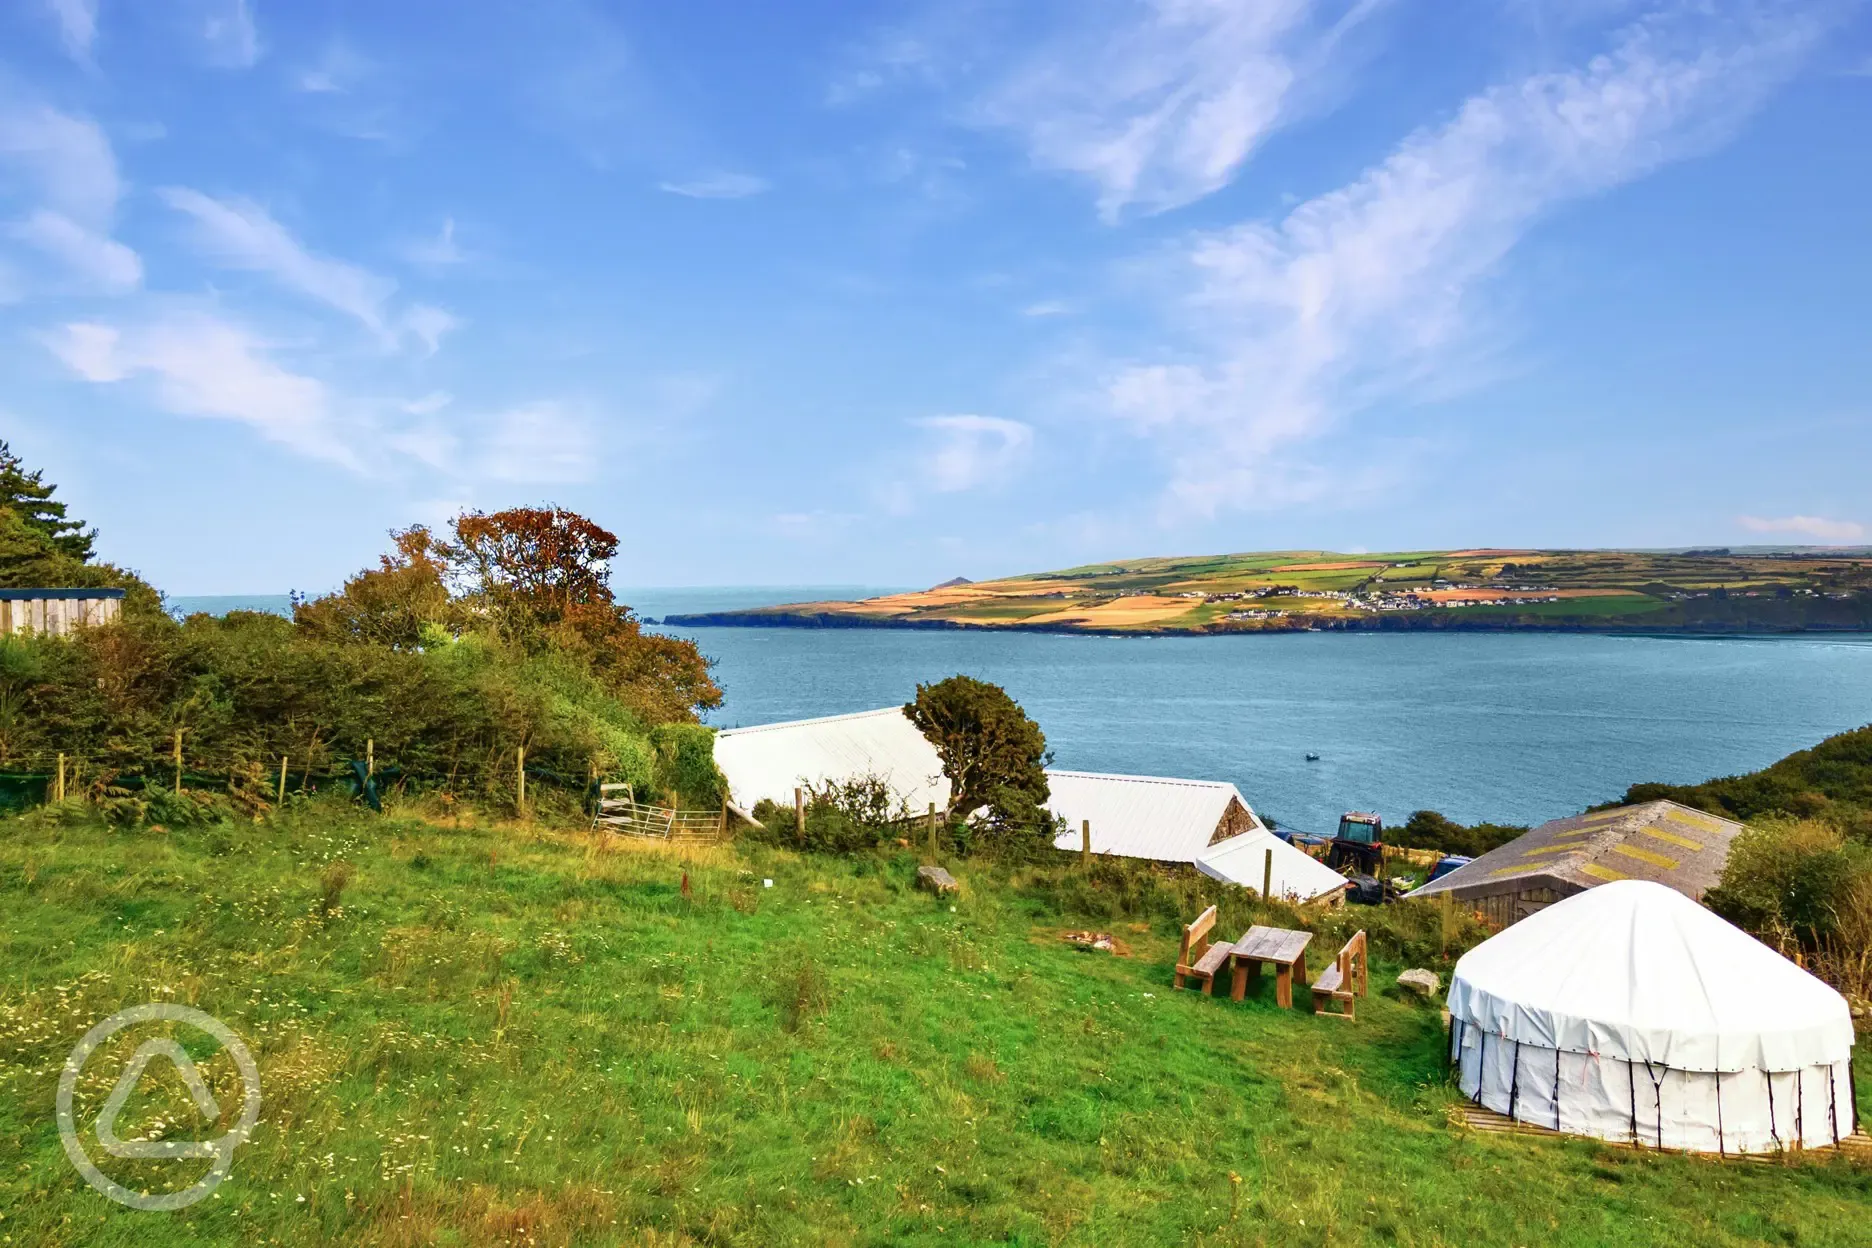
661 548 1872 636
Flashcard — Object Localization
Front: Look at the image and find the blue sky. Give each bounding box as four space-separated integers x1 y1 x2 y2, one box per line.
1 0 1869 595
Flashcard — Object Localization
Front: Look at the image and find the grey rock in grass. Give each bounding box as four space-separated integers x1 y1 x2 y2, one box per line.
1397 968 1441 998
917 865 959 895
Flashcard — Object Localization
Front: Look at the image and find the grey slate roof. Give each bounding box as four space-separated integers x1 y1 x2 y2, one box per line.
1407 800 1744 904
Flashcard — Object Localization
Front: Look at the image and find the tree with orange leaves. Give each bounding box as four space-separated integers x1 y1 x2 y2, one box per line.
300 505 721 722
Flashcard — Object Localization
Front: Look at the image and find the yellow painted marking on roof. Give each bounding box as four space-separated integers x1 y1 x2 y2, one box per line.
1579 809 1629 823
1488 865 1543 878
1638 826 1704 851
1611 843 1679 870
1664 808 1725 831
1521 844 1583 858
1580 863 1628 882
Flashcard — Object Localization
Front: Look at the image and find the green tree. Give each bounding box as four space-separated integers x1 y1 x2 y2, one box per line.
905 675 1052 836
0 440 95 562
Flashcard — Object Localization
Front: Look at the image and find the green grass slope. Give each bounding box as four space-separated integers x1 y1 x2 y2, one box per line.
2 807 1869 1246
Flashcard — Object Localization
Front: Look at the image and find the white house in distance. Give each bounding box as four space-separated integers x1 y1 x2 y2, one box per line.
1046 770 1348 905
712 707 949 819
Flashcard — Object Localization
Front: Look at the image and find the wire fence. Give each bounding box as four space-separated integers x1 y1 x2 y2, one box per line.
0 743 721 830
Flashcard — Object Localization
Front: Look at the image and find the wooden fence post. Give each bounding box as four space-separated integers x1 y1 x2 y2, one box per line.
1262 847 1273 900
55 752 65 803
278 755 289 807
1082 819 1091 869
927 802 937 860
516 746 527 817
173 728 184 796
366 738 374 777
718 801 728 838
795 786 806 846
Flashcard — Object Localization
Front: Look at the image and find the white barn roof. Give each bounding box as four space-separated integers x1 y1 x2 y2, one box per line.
1046 770 1266 865
712 707 949 815
1196 828 1351 904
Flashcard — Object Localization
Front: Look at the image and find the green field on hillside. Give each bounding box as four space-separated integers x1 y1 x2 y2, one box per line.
663 548 1872 635
3 805 1870 1246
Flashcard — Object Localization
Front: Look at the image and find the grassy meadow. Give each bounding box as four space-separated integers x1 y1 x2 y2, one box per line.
3 803 1870 1246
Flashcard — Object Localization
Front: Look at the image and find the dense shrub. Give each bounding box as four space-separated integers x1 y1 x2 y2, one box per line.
1617 722 1872 839
1 443 726 814
1387 810 1527 858
748 775 913 854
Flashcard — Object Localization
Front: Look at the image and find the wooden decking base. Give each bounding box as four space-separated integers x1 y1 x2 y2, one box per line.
1451 1103 1872 1163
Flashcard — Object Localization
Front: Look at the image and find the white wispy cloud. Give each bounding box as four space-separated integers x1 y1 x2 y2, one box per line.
160 188 456 352
1104 2 1825 517
46 0 98 60
1022 300 1074 317
399 304 460 356
0 105 122 226
0 104 142 292
1739 514 1866 542
296 42 371 94
657 172 771 199
917 414 1034 492
403 218 466 268
479 402 598 483
199 0 261 69
43 314 356 467
10 209 141 292
980 0 1383 220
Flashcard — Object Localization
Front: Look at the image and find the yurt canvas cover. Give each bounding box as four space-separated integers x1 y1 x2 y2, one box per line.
1448 880 1855 1153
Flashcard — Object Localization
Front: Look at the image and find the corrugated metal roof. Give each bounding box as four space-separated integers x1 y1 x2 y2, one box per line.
1046 770 1267 864
712 707 949 814
1196 828 1350 903
1407 800 1744 904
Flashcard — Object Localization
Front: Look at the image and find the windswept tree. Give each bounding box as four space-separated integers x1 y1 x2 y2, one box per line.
294 525 458 649
0 440 95 562
906 675 1053 841
298 505 722 723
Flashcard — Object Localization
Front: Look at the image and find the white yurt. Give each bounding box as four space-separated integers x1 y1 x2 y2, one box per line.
1447 879 1857 1153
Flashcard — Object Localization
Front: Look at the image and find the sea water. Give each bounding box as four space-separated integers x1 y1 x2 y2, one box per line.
174 589 1872 833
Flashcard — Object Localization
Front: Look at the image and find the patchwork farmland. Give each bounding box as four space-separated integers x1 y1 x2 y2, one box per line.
665 548 1872 635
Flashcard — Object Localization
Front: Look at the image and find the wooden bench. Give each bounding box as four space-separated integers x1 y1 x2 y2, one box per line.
1312 930 1368 1020
1174 905 1233 996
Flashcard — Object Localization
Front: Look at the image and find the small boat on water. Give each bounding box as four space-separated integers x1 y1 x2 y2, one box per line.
1304 752 1320 761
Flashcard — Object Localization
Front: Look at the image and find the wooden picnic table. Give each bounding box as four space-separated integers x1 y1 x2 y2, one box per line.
1229 925 1313 1007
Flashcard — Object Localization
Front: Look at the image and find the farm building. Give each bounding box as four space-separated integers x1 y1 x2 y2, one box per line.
711 707 949 819
0 587 124 637
1046 770 1347 903
1407 799 1743 926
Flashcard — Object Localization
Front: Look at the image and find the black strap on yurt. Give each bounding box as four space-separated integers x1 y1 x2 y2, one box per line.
1644 1061 1667 1150
1767 1071 1782 1151
1553 1047 1563 1131
1508 1041 1521 1119
1715 1072 1725 1157
1628 1060 1639 1144
1474 1031 1488 1106
1797 1069 1805 1147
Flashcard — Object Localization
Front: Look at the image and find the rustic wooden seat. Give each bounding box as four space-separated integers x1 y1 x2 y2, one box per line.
1312 930 1368 1020
1174 905 1232 996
